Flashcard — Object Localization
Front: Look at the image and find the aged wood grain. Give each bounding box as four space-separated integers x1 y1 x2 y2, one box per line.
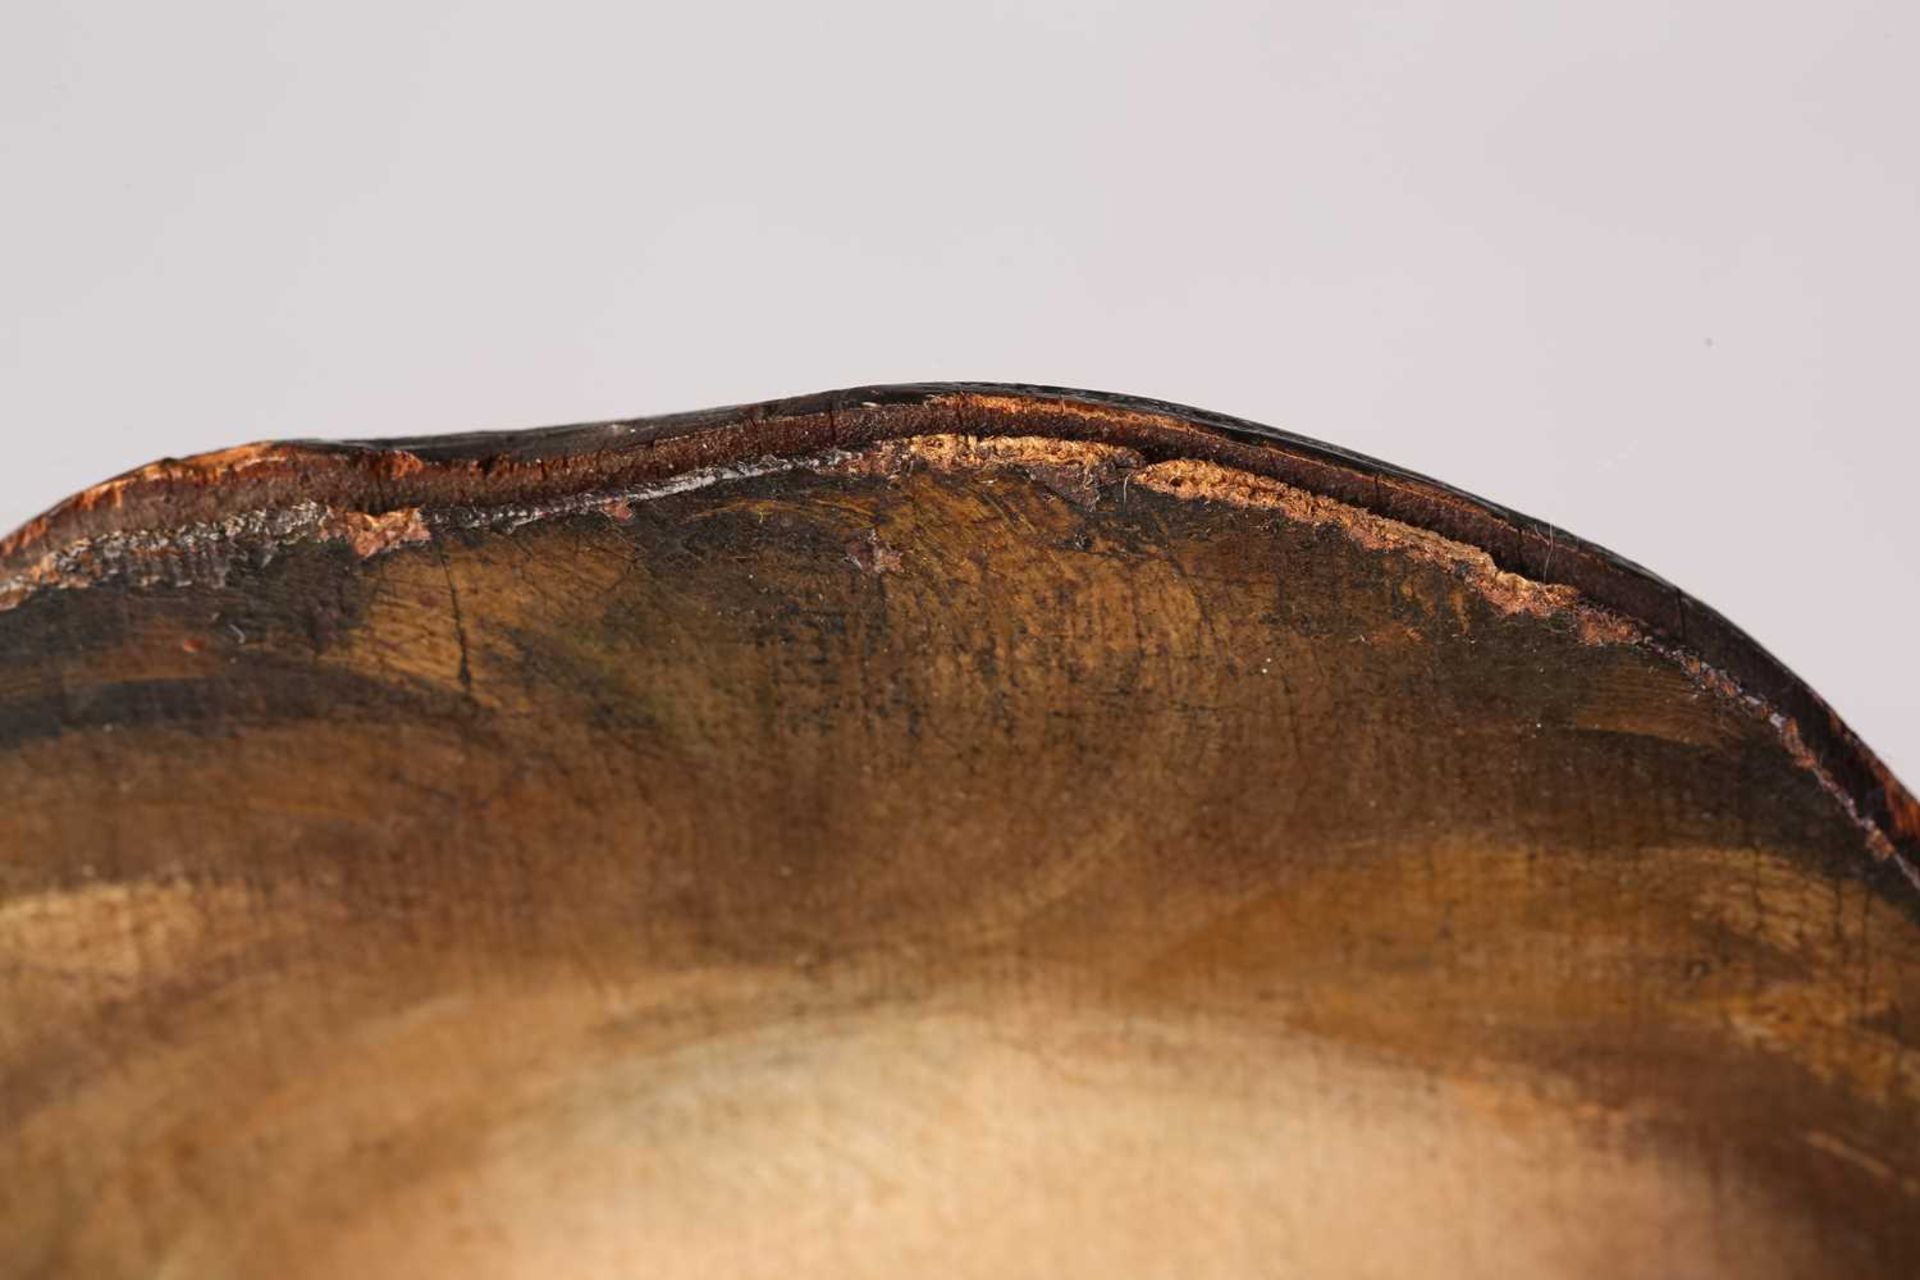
1 384 1915 1277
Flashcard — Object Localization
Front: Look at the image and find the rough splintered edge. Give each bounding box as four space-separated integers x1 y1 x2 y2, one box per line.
0 456 819 613
1116 453 1909 876
0 443 363 566
1662 646 1909 872
0 431 1909 883
0 502 432 611
826 438 1638 644
1126 457 1644 647
842 438 1911 876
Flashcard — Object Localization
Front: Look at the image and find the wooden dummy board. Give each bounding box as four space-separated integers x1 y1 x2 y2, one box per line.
1 385 1915 1278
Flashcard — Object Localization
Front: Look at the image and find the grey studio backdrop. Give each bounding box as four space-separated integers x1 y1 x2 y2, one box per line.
3 3 1915 781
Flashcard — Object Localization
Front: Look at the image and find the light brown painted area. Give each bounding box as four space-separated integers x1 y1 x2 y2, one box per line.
148 999 1828 1279
2 400 1917 1277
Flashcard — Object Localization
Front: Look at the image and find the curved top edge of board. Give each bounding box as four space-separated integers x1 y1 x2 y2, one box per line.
2 380 1914 884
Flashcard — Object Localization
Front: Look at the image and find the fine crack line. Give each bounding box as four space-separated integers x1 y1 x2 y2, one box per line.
433 535 474 697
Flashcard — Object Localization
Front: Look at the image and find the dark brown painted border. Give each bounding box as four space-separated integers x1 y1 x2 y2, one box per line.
3 381 1914 884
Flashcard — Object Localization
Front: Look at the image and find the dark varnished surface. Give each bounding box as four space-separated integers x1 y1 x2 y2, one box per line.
0 389 1915 1277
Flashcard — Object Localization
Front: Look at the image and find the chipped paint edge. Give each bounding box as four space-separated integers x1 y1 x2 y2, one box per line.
1 415 1914 894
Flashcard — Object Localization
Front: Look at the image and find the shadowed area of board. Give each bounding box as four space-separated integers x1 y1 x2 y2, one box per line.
1 386 1916 1277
